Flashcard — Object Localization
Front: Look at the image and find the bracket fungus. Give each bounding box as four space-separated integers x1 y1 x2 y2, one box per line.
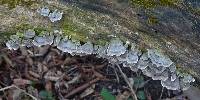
106 39 126 56
126 50 139 64
32 36 48 47
57 39 78 54
37 7 50 17
137 53 150 70
5 35 20 50
24 29 36 39
95 45 107 58
6 40 20 50
77 41 94 55
147 49 173 68
37 7 63 22
161 78 180 90
48 10 63 22
21 39 33 47
5 29 195 91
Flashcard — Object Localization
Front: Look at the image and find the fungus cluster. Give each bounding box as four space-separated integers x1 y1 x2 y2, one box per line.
37 7 63 22
5 29 195 91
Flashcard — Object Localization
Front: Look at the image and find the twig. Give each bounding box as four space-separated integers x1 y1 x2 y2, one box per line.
0 85 14 91
13 85 38 100
0 56 2 65
2 54 15 67
65 78 100 98
95 63 107 69
112 65 120 83
159 87 164 99
28 71 40 78
0 85 37 100
116 64 138 100
93 70 105 79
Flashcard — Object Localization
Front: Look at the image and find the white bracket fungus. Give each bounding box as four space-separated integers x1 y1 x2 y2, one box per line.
24 29 36 39
21 39 33 47
5 35 20 50
126 51 139 64
169 63 176 72
44 34 54 45
147 49 173 67
5 29 195 91
53 35 61 46
123 63 138 72
6 40 20 50
95 45 107 58
48 10 63 22
77 41 94 55
149 64 166 74
38 7 63 22
57 39 78 54
106 39 126 56
137 53 150 70
32 36 48 47
37 7 50 17
170 73 177 81
182 74 195 83
161 78 180 90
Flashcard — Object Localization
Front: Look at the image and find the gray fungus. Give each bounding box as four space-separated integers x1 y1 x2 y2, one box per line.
5 29 195 91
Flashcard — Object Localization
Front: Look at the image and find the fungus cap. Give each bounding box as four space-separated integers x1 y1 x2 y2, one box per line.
147 49 173 67
57 39 69 52
32 36 47 47
57 40 77 54
48 10 63 22
182 75 195 83
78 41 94 55
161 78 180 90
21 39 33 47
170 73 177 81
107 39 126 56
6 40 20 50
38 7 50 17
45 35 54 45
126 51 139 64
24 29 35 38
137 53 149 70
151 71 169 81
96 45 107 58
149 64 166 74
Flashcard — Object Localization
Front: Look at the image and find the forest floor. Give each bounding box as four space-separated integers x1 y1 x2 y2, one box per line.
0 45 187 100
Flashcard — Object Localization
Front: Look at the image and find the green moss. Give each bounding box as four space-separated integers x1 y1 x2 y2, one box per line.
176 64 198 77
0 0 35 9
130 0 156 8
159 0 180 6
0 23 32 42
15 22 50 34
139 32 161 50
92 33 111 46
16 32 24 38
15 23 32 31
60 17 89 42
34 27 51 35
130 0 181 9
0 32 14 43
139 46 148 53
95 39 108 46
60 8 103 43
147 15 159 25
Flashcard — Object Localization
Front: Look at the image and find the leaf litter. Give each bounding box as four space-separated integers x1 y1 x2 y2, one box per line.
0 44 192 100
